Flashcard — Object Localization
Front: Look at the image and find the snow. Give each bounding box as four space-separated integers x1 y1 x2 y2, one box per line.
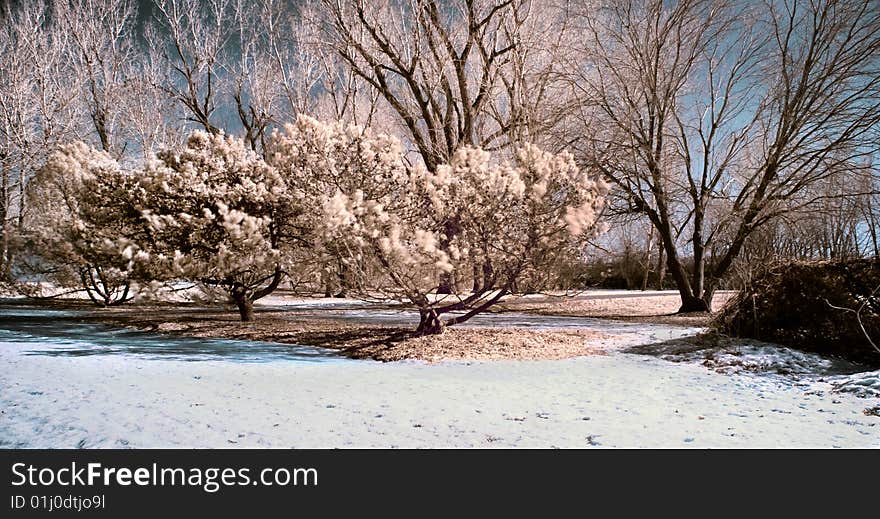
2 307 878 448
646 340 863 377
824 372 880 399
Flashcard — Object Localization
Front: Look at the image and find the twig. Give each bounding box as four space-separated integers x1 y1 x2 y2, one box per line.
825 284 880 355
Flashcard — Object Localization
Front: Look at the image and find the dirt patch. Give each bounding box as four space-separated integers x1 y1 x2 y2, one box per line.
358 328 609 362
5 290 723 362
69 305 610 362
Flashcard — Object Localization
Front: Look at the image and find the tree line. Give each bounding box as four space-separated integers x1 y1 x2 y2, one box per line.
2 0 878 324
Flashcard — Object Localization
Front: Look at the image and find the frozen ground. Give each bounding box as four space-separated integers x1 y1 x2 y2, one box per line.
1 306 878 448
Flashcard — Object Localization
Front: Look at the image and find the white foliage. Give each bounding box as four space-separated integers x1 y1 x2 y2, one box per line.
23 141 142 302
268 115 609 310
130 131 296 295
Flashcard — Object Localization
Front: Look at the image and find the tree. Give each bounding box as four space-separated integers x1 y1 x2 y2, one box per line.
151 0 234 135
60 0 140 156
266 115 409 298
22 142 141 305
229 0 382 154
132 131 301 321
319 0 570 293
0 0 81 281
564 0 880 312
320 0 523 170
268 115 608 334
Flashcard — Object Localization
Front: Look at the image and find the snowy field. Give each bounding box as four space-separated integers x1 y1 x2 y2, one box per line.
1 306 878 448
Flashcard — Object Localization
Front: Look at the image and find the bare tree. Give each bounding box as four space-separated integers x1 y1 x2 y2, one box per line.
0 0 81 280
151 0 234 134
122 52 185 158
59 0 143 157
320 0 523 170
228 0 287 152
730 165 876 291
565 0 880 312
225 0 382 156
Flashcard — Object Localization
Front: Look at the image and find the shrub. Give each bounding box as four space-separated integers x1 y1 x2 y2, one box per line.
713 259 880 365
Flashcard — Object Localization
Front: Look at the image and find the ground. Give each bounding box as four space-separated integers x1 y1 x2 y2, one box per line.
20 289 735 362
2 337 877 448
1 290 878 448
496 290 736 327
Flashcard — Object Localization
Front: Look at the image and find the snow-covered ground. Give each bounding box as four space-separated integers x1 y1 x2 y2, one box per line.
1 307 878 448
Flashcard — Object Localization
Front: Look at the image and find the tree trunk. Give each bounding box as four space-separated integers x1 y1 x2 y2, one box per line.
482 255 494 293
678 294 710 313
472 262 482 293
641 227 653 291
334 259 349 298
655 223 704 313
701 286 716 313
867 196 879 258
437 272 454 295
106 282 131 306
231 284 255 322
692 247 705 302
81 267 131 307
656 242 666 289
416 308 445 335
321 265 333 297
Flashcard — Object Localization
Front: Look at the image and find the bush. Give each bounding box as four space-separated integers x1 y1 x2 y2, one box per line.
713 259 880 366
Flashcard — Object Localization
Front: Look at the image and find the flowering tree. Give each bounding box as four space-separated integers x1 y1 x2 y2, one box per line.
269 116 608 334
132 131 302 321
22 142 141 306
